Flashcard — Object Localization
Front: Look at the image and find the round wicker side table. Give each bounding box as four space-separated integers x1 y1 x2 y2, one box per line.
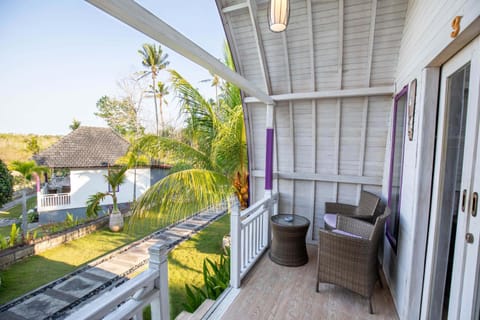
269 214 310 267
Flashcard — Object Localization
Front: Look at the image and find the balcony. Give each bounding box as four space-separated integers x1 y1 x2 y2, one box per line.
37 192 71 210
65 193 396 319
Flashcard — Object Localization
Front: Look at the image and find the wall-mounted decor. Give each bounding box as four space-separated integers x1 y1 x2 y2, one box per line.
408 79 417 141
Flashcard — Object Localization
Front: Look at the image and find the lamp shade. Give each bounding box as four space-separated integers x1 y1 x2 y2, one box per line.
268 0 290 32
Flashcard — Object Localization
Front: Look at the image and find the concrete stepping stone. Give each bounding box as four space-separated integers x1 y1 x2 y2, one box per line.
9 293 68 319
54 275 104 298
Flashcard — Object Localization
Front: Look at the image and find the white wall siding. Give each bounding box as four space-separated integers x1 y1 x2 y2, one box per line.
287 0 311 93
293 101 313 172
312 0 341 91
365 96 391 176
370 0 407 86
342 0 372 88
275 102 293 172
383 1 479 319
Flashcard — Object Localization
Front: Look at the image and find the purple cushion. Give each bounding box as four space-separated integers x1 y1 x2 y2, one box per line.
324 214 337 228
332 228 363 239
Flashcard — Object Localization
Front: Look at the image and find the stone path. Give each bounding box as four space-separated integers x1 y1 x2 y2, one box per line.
0 204 228 320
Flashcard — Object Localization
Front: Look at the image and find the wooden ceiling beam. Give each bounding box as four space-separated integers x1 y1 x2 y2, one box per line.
243 86 393 103
247 0 272 94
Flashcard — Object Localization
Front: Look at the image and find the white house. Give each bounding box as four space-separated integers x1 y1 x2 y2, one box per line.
33 126 169 223
57 0 480 319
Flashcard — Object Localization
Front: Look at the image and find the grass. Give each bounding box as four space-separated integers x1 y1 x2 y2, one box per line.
168 214 230 318
0 214 181 304
0 196 37 238
0 213 231 320
0 196 37 220
0 133 60 164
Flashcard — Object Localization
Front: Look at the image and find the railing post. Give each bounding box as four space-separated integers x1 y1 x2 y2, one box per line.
230 198 241 289
264 192 273 249
148 242 169 320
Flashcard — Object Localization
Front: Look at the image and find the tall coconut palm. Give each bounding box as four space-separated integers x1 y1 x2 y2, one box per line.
138 43 169 136
9 160 46 238
86 166 128 231
130 67 248 229
156 81 170 136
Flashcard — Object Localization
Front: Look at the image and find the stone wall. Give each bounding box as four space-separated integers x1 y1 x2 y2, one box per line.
0 216 108 269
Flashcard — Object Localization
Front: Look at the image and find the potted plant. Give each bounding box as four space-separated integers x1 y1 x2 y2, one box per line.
86 166 128 232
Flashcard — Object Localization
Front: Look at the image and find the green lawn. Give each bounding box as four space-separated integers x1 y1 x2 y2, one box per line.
0 196 37 238
168 214 230 318
0 214 230 320
0 196 37 220
0 214 179 304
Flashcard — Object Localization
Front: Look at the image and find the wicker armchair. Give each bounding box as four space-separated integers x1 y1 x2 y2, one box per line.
323 190 382 230
316 208 390 314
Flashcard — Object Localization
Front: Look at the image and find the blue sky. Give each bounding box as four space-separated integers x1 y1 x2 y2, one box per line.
0 0 226 135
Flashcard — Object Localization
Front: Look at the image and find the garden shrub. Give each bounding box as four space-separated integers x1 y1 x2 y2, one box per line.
183 248 230 312
0 159 13 207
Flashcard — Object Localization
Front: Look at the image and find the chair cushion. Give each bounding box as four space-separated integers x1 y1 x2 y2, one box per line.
324 214 337 229
332 228 363 239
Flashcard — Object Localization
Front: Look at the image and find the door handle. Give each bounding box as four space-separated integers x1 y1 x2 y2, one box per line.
472 192 478 217
461 189 467 212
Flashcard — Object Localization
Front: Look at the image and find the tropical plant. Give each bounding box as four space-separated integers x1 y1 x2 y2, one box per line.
0 159 13 207
9 160 45 238
27 209 38 223
8 223 20 247
24 136 40 155
183 248 230 312
130 46 248 228
69 118 81 131
138 43 169 136
0 235 7 249
64 212 79 228
86 166 128 232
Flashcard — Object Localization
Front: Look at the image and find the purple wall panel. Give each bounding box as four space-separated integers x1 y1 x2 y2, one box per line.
265 128 274 190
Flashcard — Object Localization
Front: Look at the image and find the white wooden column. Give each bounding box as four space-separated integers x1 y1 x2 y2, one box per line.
148 243 169 320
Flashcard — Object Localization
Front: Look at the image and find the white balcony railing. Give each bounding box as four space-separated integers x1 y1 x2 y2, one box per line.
64 195 277 319
38 193 71 209
66 242 169 320
230 193 278 288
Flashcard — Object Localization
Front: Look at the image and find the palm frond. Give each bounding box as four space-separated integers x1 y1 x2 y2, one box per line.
169 70 219 152
129 169 233 230
106 166 128 189
86 192 108 218
9 160 46 182
212 105 247 178
137 134 214 170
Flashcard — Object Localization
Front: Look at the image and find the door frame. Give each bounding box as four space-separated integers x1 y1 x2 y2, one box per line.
421 37 480 319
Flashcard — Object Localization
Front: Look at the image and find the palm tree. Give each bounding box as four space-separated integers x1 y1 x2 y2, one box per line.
155 81 170 136
86 166 128 232
9 160 46 238
138 43 169 136
129 64 248 229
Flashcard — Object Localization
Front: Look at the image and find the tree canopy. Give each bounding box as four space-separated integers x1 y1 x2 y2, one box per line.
0 159 13 207
95 95 145 137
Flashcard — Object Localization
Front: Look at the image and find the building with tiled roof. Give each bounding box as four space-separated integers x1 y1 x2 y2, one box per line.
33 126 169 223
34 126 130 168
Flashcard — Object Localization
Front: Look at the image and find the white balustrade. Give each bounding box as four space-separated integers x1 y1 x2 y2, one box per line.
38 193 71 209
66 242 170 320
230 193 278 288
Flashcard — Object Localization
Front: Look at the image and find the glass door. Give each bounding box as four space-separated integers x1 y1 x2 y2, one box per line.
443 37 480 319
